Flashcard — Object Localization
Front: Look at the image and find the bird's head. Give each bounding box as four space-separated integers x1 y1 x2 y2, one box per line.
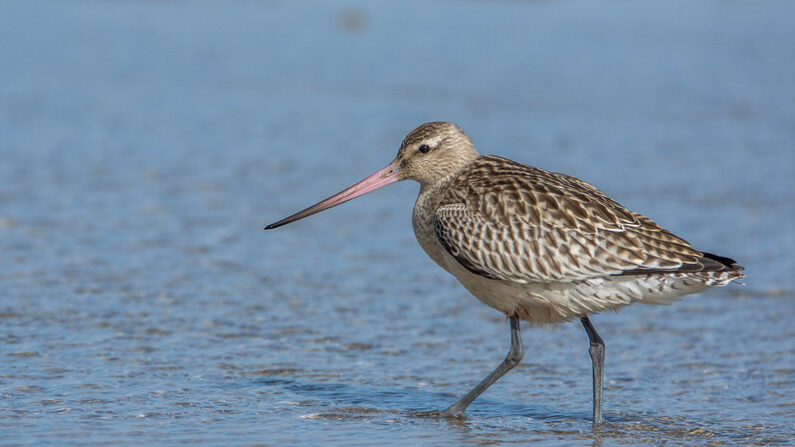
265 121 479 229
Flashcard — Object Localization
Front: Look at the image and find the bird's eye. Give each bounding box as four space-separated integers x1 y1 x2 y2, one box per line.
418 144 431 154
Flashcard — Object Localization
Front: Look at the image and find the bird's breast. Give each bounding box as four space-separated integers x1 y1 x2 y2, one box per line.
411 188 453 272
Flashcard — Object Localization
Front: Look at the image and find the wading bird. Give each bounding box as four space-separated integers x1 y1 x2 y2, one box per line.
265 122 744 425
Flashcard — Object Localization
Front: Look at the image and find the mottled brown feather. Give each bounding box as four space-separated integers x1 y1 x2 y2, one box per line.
434 156 739 283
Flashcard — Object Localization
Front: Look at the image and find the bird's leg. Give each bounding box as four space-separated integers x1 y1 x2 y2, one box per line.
441 314 523 418
580 316 605 426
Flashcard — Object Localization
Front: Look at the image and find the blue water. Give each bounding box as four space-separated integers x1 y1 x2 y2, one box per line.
1 1 793 445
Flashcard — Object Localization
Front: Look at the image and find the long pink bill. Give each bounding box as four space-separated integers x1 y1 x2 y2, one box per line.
265 163 400 230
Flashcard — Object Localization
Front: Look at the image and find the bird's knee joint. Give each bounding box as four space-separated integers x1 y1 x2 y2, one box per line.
589 343 605 358
506 349 524 366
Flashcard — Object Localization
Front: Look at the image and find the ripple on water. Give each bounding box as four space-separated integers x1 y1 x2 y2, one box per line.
1 0 794 446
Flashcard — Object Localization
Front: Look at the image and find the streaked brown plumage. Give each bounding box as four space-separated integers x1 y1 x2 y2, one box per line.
402 123 743 326
266 121 744 425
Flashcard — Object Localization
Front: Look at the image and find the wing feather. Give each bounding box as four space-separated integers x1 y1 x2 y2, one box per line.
434 156 714 283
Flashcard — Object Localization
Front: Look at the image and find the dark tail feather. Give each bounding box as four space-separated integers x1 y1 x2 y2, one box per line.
618 251 745 276
701 252 745 271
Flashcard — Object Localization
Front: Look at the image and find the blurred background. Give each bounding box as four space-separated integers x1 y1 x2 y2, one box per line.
1 1 793 446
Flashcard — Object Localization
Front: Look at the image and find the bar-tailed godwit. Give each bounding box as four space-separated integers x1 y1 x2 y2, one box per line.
266 122 744 425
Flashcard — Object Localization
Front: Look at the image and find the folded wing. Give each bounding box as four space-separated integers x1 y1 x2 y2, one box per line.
434 156 731 283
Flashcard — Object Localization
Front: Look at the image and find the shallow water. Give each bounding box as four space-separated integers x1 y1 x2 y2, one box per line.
1 0 793 445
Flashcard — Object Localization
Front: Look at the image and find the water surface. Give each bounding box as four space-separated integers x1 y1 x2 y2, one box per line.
1 1 793 446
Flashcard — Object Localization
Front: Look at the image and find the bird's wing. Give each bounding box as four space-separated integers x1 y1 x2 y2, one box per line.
434 156 711 283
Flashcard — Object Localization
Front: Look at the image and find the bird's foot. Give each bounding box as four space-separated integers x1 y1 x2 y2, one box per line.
439 404 467 419
592 416 607 429
412 405 467 419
